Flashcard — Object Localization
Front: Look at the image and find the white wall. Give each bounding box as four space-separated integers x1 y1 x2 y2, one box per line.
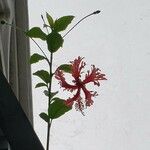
28 0 150 149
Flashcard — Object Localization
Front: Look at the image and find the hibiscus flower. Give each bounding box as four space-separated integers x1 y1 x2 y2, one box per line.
55 56 106 114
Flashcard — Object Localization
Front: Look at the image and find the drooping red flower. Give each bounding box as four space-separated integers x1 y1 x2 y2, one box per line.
55 56 106 114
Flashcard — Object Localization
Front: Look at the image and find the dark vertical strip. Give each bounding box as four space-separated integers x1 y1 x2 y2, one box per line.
14 0 33 124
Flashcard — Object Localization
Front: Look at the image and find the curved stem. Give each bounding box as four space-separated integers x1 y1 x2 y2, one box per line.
63 10 101 38
30 38 50 65
3 22 51 66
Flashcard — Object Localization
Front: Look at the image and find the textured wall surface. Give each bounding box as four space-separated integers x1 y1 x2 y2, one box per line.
29 0 150 150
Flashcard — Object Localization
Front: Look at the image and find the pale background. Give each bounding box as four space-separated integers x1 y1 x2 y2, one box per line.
28 0 150 150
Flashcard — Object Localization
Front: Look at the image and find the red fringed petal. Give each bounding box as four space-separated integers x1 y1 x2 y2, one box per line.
83 65 107 86
55 69 78 92
71 56 86 79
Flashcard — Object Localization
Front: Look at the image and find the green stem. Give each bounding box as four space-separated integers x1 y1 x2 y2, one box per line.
46 119 52 150
46 52 53 150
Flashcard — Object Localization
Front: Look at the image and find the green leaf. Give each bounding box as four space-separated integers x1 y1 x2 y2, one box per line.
44 90 58 99
46 12 54 28
39 112 50 122
54 16 74 32
30 53 45 64
58 64 72 73
48 98 72 119
35 83 47 88
26 27 47 40
33 70 51 84
46 31 64 53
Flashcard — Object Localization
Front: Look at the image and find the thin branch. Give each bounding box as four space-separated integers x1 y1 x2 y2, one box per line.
63 10 101 38
30 38 50 65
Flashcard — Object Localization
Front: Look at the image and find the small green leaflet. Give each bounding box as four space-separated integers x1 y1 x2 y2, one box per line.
48 98 72 119
35 83 47 88
30 53 45 64
26 27 47 40
33 70 51 84
43 90 58 99
39 112 50 122
54 16 74 32
43 90 49 97
46 12 54 29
